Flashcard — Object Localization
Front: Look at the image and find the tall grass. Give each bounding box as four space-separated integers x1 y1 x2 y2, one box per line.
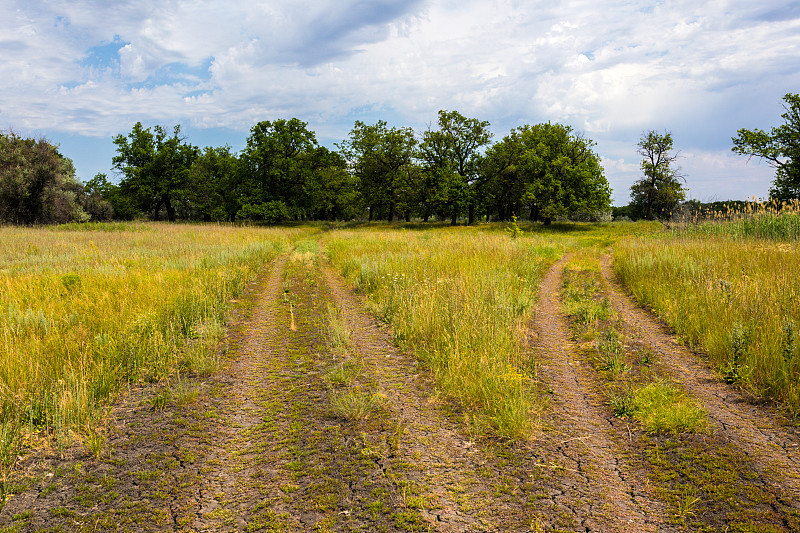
0 223 292 440
322 226 565 438
675 198 800 241
614 232 800 417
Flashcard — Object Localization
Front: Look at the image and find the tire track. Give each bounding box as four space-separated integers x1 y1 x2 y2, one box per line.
600 253 800 501
321 263 514 532
529 254 671 532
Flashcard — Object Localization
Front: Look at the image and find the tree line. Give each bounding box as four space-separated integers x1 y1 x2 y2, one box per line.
0 110 613 225
2 94 797 225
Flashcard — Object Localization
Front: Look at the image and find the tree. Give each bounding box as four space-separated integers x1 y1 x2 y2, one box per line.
186 146 240 221
302 147 361 221
420 110 492 224
238 118 319 221
732 93 800 200
338 120 418 222
0 132 89 224
112 123 198 221
481 123 611 223
629 130 685 220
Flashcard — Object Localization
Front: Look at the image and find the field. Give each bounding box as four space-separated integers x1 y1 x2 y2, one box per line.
0 220 799 532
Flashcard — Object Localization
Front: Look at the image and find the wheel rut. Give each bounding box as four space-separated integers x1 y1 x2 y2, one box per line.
599 253 800 501
529 254 671 532
322 263 531 532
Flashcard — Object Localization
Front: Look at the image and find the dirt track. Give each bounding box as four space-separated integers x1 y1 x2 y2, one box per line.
599 253 800 501
2 246 800 531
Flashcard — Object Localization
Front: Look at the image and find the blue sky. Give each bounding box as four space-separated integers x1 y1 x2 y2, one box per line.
2 0 799 204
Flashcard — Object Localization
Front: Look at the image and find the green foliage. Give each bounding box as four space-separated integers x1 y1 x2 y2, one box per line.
0 132 91 224
629 130 686 220
338 120 417 221
481 123 611 224
732 93 800 200
239 119 356 221
419 110 493 224
237 201 290 224
186 146 240 221
112 122 199 221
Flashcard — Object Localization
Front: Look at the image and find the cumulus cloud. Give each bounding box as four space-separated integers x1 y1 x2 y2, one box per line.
0 0 798 200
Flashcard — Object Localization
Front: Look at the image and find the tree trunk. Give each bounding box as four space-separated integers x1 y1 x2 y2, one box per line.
388 201 396 222
451 204 457 225
368 205 374 221
468 203 475 225
164 195 176 222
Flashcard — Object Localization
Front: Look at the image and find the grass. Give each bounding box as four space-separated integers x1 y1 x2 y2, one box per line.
614 227 800 417
561 257 707 435
321 226 564 438
320 221 654 438
0 222 299 447
615 381 708 435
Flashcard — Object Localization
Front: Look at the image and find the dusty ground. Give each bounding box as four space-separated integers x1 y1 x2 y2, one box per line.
1 245 799 532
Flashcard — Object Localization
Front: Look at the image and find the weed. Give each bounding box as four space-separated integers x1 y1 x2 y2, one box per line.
598 329 629 377
608 390 635 418
505 215 523 239
626 381 708 435
330 390 385 420
637 347 655 366
326 304 351 354
326 363 357 387
82 424 106 459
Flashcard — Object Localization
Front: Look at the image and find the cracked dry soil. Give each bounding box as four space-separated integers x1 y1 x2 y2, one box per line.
4 245 800 532
598 254 800 500
3 248 623 532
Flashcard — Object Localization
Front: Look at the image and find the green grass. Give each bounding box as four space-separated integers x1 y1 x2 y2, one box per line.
617 381 708 435
614 231 800 417
322 226 563 438
321 222 652 438
0 222 303 443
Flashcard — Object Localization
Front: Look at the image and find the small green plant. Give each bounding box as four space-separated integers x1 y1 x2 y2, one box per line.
326 363 357 387
723 323 751 385
148 389 170 411
326 304 351 354
673 486 702 524
609 390 634 418
83 424 106 459
505 215 523 239
330 389 385 420
618 381 708 434
598 329 629 377
637 347 655 366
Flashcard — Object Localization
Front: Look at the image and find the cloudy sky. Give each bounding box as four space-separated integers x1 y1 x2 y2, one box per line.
2 0 799 204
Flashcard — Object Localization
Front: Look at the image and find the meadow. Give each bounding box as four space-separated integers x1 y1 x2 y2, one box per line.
2 215 798 448
614 208 800 417
0 222 298 459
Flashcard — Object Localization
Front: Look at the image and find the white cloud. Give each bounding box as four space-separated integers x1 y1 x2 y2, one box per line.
0 0 798 199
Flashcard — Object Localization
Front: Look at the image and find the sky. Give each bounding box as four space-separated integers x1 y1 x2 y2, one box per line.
2 0 799 205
